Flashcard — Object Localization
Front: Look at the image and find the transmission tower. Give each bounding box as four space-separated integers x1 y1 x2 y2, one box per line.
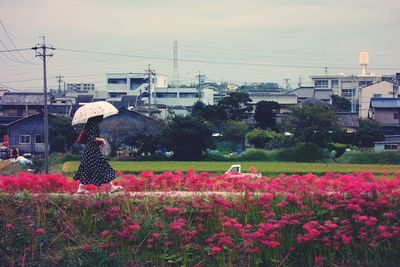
173 40 179 87
283 78 291 90
56 74 64 93
196 71 206 100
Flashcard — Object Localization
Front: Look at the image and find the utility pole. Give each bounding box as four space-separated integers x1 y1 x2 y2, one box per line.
196 71 206 100
56 74 64 94
32 36 54 174
145 64 156 116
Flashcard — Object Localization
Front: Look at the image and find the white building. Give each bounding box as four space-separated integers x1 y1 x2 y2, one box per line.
310 52 396 114
66 83 95 92
97 73 169 102
359 81 395 118
248 92 297 113
153 87 214 106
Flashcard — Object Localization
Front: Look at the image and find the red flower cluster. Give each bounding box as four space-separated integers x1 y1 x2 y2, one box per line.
2 171 400 265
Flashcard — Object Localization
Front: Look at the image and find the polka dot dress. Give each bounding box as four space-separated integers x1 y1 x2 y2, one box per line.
73 119 116 186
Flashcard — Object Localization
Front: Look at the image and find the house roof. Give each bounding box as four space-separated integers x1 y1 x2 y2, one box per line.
336 112 359 128
76 94 93 104
0 92 53 106
7 113 43 126
383 135 400 142
110 95 137 109
302 98 328 106
370 98 400 108
7 112 62 127
314 89 332 100
287 87 315 98
288 87 332 101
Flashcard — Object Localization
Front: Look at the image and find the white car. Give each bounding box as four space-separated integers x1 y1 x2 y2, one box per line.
225 164 262 178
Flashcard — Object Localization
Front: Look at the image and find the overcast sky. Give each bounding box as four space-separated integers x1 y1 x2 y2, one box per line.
1 0 399 91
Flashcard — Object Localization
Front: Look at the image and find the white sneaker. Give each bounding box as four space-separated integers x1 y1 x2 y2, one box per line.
110 185 123 193
75 189 89 194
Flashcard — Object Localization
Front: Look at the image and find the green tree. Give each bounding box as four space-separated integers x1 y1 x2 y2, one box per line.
356 118 384 147
191 101 228 131
254 101 279 129
286 103 339 146
331 95 351 112
218 92 253 120
246 128 281 148
221 120 249 149
160 115 213 160
49 116 77 153
123 133 158 157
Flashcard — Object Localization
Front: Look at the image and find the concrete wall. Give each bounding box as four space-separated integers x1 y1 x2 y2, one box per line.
359 82 394 118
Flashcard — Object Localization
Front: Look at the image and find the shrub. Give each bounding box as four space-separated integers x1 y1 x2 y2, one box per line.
275 143 329 162
265 135 297 150
238 148 272 161
328 143 348 158
246 128 280 148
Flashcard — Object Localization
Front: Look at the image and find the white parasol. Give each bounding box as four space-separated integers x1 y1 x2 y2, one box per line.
72 101 118 126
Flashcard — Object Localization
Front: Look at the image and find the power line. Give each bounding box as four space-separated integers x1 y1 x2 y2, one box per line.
56 47 399 71
0 78 43 83
0 48 33 53
0 19 36 64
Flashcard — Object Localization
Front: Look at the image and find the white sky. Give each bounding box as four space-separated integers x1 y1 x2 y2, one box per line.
1 0 399 91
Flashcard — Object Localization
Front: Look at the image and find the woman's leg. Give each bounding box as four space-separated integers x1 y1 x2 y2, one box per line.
109 182 123 193
76 183 89 194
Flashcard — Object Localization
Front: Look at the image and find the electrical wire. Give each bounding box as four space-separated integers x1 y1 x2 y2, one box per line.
0 19 36 64
56 47 399 71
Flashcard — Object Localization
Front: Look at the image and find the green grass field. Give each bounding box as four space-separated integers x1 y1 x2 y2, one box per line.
62 161 400 176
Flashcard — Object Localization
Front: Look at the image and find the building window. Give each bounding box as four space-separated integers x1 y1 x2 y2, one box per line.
8 109 19 116
394 113 399 119
155 92 177 98
384 144 398 150
331 79 339 88
108 92 127 98
19 135 31 144
35 134 44 144
179 92 199 98
108 78 127 84
373 94 382 98
359 81 373 87
315 80 328 88
341 89 355 97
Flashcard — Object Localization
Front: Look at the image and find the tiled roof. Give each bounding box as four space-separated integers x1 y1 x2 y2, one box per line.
0 92 53 105
288 87 315 98
336 112 359 128
370 98 400 108
314 89 332 100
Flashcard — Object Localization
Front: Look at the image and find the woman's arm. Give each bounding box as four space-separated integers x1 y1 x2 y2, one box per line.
94 137 106 146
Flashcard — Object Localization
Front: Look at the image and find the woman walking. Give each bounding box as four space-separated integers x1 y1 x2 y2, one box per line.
74 115 122 194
